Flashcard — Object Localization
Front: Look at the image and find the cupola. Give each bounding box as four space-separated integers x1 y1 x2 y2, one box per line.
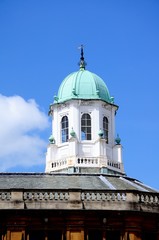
45 46 124 175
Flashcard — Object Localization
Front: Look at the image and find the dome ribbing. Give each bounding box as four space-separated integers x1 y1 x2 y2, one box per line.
54 68 114 104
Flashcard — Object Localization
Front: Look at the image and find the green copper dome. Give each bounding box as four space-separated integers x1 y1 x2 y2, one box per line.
54 46 114 104
54 68 114 104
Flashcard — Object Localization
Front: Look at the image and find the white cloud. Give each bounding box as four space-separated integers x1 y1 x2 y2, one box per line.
0 94 50 171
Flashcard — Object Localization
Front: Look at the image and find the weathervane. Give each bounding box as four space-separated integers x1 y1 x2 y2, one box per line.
78 44 87 69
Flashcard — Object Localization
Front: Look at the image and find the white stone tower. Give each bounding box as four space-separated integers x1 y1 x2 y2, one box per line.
45 46 124 175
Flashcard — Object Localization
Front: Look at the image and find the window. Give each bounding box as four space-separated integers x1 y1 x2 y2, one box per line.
103 116 108 143
81 113 91 140
61 116 69 143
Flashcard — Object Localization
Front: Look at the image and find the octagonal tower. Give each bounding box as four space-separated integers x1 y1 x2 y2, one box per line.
45 46 124 175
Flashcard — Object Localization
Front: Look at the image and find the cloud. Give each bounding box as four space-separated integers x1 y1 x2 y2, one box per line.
0 94 50 171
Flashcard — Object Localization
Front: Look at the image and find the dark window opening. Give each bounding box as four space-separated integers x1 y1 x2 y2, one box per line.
142 231 156 240
29 230 62 240
87 230 120 240
88 230 102 240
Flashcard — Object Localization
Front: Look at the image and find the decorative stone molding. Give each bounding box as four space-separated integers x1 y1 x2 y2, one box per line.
58 103 70 110
80 101 93 106
102 103 112 110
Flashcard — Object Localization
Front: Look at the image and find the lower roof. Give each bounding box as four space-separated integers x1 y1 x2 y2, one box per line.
0 173 157 192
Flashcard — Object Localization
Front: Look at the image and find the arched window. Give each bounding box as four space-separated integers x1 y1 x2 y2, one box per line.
103 116 109 143
81 113 91 140
61 116 69 143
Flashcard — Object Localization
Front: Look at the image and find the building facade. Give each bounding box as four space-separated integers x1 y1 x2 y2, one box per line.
0 47 158 240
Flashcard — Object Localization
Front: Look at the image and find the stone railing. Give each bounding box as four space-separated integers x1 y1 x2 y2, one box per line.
50 157 123 173
23 191 69 201
107 159 122 170
51 159 67 169
81 191 126 201
0 190 158 211
137 193 159 204
22 191 158 205
0 190 158 205
76 157 99 165
0 192 11 200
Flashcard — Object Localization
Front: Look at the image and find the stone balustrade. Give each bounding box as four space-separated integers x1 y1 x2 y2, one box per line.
50 157 123 173
0 190 159 205
51 159 67 169
23 191 69 201
0 192 11 200
81 192 126 201
77 157 99 165
107 159 121 169
0 190 158 211
137 193 159 204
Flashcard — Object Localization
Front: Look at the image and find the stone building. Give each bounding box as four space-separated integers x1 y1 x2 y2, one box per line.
0 47 158 240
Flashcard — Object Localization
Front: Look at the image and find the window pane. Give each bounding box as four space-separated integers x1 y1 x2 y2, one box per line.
81 113 91 140
103 116 108 143
87 127 91 134
87 119 91 125
81 131 86 140
81 120 85 125
61 116 69 143
87 134 91 140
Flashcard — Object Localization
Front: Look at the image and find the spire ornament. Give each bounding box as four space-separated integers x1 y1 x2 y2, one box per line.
78 44 87 69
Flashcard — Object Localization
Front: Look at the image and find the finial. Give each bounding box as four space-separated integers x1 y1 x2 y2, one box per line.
49 134 55 144
98 129 104 138
78 44 87 69
70 128 76 138
115 134 121 145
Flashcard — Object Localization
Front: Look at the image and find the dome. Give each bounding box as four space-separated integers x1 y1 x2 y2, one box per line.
54 68 114 104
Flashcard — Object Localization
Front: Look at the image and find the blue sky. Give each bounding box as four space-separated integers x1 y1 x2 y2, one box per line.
0 0 159 189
